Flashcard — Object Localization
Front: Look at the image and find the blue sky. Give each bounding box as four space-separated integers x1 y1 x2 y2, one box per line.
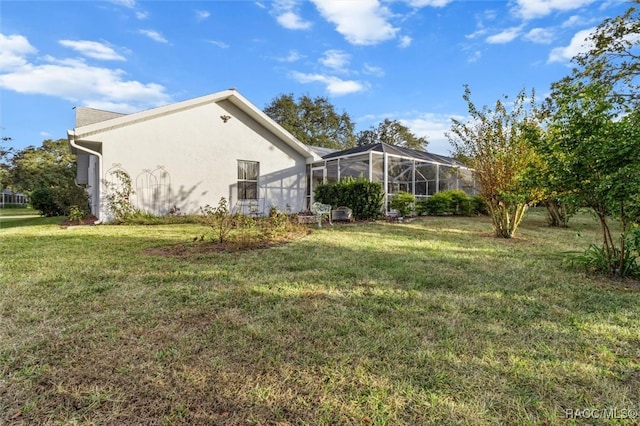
0 0 629 155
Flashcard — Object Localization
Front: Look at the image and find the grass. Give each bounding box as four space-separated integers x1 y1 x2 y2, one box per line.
1 209 639 425
0 207 63 229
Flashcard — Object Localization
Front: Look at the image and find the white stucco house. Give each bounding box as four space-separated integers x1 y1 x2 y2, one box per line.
68 89 321 222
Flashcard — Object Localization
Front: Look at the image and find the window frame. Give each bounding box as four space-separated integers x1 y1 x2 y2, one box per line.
237 160 259 200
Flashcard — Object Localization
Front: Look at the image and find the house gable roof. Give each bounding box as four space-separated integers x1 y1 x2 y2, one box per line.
69 89 321 162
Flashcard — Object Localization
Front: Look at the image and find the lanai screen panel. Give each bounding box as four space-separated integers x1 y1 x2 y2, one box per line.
415 161 438 197
387 156 413 195
371 153 384 183
339 155 369 180
438 164 459 191
457 167 478 195
326 160 339 183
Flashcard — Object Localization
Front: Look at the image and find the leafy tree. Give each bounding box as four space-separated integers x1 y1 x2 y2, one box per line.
447 85 542 238
9 138 88 216
570 0 640 109
9 139 77 193
541 77 640 276
356 118 428 150
534 3 640 277
264 93 356 149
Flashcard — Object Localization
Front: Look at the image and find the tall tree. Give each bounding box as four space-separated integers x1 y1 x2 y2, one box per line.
537 2 640 276
264 93 356 150
356 119 428 150
447 85 541 238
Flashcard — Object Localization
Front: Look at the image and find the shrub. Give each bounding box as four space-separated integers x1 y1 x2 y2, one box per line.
423 191 452 215
30 188 63 217
472 195 488 215
30 185 89 217
103 169 138 222
200 197 233 243
449 190 474 216
68 205 86 223
315 178 384 220
416 190 483 216
389 191 415 216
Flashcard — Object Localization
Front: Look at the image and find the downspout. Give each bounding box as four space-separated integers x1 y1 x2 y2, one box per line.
68 130 103 224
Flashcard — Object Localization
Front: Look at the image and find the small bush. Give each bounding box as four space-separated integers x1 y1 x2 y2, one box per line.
416 190 483 216
30 188 63 217
68 205 86 223
389 191 415 216
423 192 453 215
449 190 474 215
30 185 89 217
201 197 233 243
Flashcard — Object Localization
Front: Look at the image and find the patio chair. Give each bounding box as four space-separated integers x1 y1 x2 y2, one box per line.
311 202 332 227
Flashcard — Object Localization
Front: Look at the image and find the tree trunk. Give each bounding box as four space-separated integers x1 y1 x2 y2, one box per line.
489 201 528 238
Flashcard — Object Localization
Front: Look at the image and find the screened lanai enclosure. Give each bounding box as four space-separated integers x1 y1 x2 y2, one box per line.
307 143 478 212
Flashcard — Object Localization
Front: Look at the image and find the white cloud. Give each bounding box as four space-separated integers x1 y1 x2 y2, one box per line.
363 64 384 77
291 71 367 96
276 50 304 62
59 40 126 61
207 40 229 49
400 113 462 155
548 27 594 63
512 0 596 20
524 27 555 44
255 2 267 9
311 0 399 45
0 34 172 113
0 34 37 71
467 50 482 63
136 11 149 20
562 15 584 28
139 30 168 44
109 0 136 8
273 1 312 30
466 28 488 40
320 49 350 72
399 35 412 48
486 26 523 44
406 0 453 6
277 11 312 29
196 10 211 21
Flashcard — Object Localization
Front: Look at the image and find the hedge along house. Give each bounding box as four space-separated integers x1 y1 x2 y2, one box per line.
307 143 478 212
68 89 321 222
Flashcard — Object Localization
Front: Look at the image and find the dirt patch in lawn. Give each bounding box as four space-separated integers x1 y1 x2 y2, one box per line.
144 229 311 257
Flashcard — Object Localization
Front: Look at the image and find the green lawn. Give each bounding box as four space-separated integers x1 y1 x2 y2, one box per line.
0 207 63 229
1 210 639 425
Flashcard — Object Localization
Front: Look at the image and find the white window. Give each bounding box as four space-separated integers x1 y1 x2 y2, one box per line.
237 160 259 200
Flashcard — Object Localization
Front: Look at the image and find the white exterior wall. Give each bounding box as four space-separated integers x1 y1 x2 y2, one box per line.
91 99 307 220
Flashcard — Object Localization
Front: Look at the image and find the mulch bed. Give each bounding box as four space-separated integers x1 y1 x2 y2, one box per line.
60 215 99 228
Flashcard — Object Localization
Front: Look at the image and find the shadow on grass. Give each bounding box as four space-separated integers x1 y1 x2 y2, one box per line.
0 215 64 229
2 214 640 424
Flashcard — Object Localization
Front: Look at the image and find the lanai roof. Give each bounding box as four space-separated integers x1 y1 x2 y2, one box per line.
321 142 466 168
